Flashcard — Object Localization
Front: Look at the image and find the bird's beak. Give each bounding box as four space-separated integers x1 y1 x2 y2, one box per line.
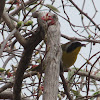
81 44 86 47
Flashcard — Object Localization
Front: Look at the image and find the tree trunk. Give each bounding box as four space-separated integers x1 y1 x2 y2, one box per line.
43 14 62 100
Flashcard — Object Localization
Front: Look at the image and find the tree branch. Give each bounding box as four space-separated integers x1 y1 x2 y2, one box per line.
0 90 32 100
0 71 37 93
42 13 62 100
1 68 100 96
69 0 100 31
60 72 73 100
2 11 27 47
0 0 5 20
0 28 17 56
61 34 100 43
10 0 38 16
13 12 45 100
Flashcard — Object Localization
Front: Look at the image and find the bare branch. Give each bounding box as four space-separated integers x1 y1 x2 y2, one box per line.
0 90 32 100
0 28 17 56
2 10 27 47
61 34 100 43
1 68 100 94
0 71 37 93
10 0 38 16
0 0 5 20
13 12 46 100
69 0 100 31
60 72 73 100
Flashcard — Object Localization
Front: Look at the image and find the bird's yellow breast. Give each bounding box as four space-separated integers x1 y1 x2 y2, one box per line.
62 47 81 70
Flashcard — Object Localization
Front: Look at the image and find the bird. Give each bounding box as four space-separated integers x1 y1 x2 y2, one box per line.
61 41 86 71
29 41 86 72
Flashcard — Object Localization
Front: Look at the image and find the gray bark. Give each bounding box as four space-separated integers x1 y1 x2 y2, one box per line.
42 14 62 100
